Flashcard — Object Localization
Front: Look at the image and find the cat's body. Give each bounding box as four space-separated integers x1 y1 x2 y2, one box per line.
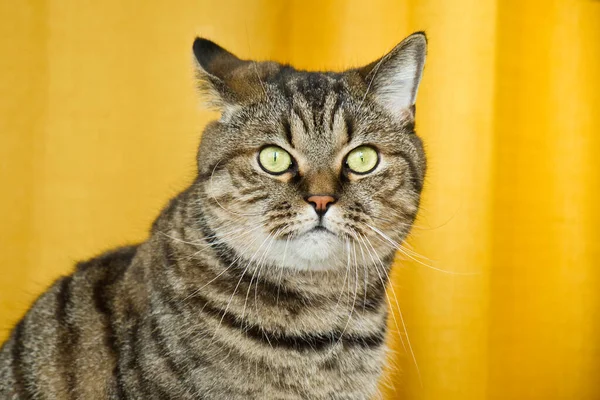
0 33 427 399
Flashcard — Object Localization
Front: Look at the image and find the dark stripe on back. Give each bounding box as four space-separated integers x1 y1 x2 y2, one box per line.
11 320 32 399
88 246 137 399
123 306 151 399
56 276 78 397
55 277 71 323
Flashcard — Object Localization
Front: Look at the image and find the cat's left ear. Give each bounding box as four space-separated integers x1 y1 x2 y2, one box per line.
357 32 427 119
192 38 275 111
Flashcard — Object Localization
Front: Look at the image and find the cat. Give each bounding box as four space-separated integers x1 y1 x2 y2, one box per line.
0 32 427 399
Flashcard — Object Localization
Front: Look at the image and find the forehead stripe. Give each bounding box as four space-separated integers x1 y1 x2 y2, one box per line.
292 105 310 135
329 95 343 133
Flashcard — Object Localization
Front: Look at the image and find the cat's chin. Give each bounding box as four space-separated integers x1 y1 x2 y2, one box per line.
285 228 346 270
223 226 347 271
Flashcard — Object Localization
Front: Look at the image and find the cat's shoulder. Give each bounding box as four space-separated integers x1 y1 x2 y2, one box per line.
75 244 139 274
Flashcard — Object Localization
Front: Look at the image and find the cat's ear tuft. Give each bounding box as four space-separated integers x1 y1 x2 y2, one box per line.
358 32 427 119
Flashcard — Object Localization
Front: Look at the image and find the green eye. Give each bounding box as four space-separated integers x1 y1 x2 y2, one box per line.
345 146 379 174
258 146 293 174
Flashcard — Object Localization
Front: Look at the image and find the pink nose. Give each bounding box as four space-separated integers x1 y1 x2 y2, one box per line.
306 195 336 215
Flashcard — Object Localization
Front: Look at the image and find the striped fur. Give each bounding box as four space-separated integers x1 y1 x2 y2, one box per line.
0 32 427 399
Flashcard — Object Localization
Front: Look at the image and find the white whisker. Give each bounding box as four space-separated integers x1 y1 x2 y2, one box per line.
360 232 422 387
212 231 273 341
179 223 267 305
276 234 291 306
366 223 477 276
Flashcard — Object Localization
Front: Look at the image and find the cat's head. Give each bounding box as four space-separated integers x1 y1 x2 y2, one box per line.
193 33 427 271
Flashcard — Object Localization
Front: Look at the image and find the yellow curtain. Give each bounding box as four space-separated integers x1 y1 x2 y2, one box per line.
1 1 599 398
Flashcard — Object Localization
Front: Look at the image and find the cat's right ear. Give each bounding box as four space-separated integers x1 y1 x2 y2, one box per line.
192 38 270 112
356 32 427 121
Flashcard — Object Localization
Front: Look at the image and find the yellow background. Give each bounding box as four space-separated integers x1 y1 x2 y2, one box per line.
1 1 599 399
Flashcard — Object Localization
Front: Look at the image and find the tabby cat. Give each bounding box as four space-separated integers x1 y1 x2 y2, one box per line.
0 32 427 399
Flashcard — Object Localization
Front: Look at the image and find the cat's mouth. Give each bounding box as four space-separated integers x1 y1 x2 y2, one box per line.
308 225 335 235
302 225 342 244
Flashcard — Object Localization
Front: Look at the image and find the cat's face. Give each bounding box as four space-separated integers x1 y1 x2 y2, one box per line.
193 34 426 271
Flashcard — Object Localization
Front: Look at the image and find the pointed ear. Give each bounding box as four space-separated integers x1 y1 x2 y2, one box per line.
192 38 274 111
193 38 245 109
358 32 427 118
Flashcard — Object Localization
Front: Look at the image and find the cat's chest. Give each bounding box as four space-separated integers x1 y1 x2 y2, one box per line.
182 343 387 400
